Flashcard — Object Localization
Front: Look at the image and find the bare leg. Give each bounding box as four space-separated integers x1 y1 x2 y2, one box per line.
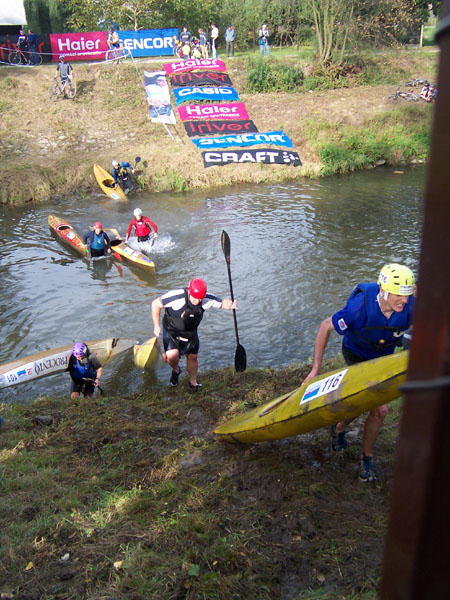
186 353 199 386
362 404 389 456
165 349 181 373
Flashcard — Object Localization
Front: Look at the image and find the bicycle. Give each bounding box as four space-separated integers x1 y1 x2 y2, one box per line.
48 76 77 101
404 78 429 88
105 45 130 63
387 87 420 103
9 47 42 66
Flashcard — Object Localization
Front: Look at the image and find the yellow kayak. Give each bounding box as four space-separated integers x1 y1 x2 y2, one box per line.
94 164 127 201
133 337 160 370
0 338 136 389
215 351 408 443
105 228 156 274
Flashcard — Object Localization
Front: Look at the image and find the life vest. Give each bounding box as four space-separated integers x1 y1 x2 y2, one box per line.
91 231 106 250
70 353 97 381
135 218 151 237
163 289 204 350
343 283 412 357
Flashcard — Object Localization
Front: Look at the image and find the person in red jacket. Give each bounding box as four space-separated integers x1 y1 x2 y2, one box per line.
126 208 158 243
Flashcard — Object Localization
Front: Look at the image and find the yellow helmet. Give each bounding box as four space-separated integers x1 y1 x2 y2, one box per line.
378 263 415 296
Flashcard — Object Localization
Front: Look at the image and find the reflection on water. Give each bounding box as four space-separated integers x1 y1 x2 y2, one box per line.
0 167 424 402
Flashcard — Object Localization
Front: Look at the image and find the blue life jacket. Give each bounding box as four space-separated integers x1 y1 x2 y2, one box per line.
343 283 413 359
91 232 106 250
72 355 97 381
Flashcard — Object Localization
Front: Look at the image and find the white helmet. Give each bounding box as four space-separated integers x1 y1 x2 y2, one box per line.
112 160 119 167
134 208 142 218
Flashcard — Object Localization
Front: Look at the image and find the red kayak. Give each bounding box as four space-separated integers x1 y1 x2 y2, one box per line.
48 215 88 257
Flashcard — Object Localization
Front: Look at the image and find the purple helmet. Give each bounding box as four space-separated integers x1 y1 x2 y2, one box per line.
72 342 87 358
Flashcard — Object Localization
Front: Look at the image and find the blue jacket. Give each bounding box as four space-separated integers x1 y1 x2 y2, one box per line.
83 230 111 251
112 162 133 185
331 282 414 360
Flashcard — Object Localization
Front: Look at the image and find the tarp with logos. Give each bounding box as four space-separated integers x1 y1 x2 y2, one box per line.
173 86 239 105
144 70 176 125
202 149 302 168
184 120 259 137
171 71 233 88
178 102 248 122
192 131 293 150
164 58 227 76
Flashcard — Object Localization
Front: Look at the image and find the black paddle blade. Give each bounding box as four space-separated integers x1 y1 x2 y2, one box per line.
235 343 247 372
221 229 230 260
135 156 141 166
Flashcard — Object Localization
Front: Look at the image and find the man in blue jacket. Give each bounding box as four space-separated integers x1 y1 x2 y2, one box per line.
112 160 135 193
83 222 112 258
68 343 103 399
304 263 415 482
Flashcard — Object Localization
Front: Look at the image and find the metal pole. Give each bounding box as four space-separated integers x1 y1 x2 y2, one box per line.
380 2 450 598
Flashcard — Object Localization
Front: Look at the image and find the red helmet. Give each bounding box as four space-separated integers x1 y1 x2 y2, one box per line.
188 278 207 300
93 221 102 229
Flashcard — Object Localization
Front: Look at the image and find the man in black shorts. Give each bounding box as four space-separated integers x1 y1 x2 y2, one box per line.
151 278 236 391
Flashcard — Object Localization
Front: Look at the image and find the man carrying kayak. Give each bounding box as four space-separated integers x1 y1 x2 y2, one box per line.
126 208 158 243
152 278 237 391
304 263 415 482
68 343 103 399
112 160 134 193
83 222 112 258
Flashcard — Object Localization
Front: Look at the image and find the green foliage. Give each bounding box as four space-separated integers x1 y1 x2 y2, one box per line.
246 58 304 92
24 0 71 33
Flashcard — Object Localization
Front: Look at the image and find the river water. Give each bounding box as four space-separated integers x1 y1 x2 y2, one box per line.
0 166 425 402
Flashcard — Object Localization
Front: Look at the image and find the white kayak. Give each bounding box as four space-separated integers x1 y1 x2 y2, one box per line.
0 338 136 389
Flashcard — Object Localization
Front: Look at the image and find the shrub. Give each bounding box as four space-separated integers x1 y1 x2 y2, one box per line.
246 59 304 92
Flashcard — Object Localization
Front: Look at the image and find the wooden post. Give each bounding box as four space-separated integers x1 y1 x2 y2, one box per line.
379 3 450 599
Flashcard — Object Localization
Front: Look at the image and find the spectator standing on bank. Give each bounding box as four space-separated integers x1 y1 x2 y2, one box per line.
198 28 208 59
28 29 38 65
179 26 191 45
225 24 236 58
259 24 270 57
211 23 219 59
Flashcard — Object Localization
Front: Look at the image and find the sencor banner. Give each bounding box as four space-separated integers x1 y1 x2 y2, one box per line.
184 120 259 137
178 102 249 122
144 70 176 124
202 149 302 168
171 71 233 88
173 86 239 105
119 28 178 57
49 32 107 61
191 131 293 149
164 58 227 76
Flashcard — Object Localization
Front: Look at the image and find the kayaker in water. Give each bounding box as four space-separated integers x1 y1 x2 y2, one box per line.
83 222 112 258
304 263 415 482
68 343 103 399
112 160 134 193
152 278 237 391
126 208 158 243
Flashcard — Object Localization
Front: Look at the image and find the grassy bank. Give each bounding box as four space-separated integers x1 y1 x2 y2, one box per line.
0 46 438 204
0 359 403 599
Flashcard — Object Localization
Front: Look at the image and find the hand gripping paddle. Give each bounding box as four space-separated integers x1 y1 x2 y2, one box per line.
221 230 247 372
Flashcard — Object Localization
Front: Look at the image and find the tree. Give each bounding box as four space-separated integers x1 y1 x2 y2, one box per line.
308 0 354 64
24 0 71 33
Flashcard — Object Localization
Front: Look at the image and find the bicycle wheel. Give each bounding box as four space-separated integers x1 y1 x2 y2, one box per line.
48 82 61 101
9 50 22 65
65 80 77 99
105 48 114 62
404 92 420 102
35 53 43 66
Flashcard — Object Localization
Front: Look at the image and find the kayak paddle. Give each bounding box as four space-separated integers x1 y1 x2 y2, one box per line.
134 156 141 169
221 230 247 372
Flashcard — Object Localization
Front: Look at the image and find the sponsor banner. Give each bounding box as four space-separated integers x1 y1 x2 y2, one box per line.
173 86 239 105
202 149 302 168
300 369 348 404
119 28 178 57
50 31 108 61
192 130 293 149
171 71 233 88
179 102 248 122
144 70 176 124
0 34 51 63
164 58 227 76
184 120 259 137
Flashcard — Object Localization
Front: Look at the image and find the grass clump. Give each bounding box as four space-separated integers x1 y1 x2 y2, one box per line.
246 58 304 92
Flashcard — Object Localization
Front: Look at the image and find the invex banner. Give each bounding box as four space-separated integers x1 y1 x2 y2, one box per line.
119 28 178 57
173 86 239 105
164 58 227 76
50 32 107 61
178 102 248 122
171 71 233 88
202 149 302 168
192 131 293 150
184 120 259 137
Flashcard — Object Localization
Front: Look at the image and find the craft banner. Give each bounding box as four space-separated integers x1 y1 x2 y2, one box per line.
144 70 176 124
164 58 227 76
173 86 239 105
171 71 233 88
184 120 259 137
178 102 248 122
192 131 293 149
202 149 302 168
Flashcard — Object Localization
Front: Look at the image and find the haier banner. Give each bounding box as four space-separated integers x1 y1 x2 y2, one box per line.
119 29 178 57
